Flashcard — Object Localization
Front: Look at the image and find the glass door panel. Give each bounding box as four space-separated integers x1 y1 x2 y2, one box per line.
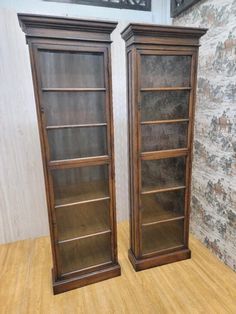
141 157 186 192
141 91 189 121
47 126 107 160
51 165 109 206
38 51 105 88
140 55 191 88
142 219 184 255
56 199 110 241
59 232 112 274
141 122 188 152
43 92 106 126
141 190 185 224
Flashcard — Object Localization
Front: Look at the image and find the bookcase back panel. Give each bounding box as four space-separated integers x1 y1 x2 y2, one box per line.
141 190 185 224
140 55 192 88
39 50 105 88
51 165 109 206
141 91 190 121
142 219 185 255
47 126 107 160
43 92 106 126
141 157 186 192
56 200 110 241
59 232 112 274
141 122 188 152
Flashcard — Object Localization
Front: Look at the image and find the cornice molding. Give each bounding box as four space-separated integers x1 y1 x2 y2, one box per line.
121 23 208 42
18 14 117 42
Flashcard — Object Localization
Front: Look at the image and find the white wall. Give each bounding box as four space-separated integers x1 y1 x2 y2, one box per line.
0 0 170 243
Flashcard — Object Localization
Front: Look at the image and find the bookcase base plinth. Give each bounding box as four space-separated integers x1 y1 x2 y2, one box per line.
52 263 121 295
128 248 191 272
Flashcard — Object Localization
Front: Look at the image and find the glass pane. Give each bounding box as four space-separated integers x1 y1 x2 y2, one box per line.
47 126 107 160
142 219 184 255
43 92 106 126
39 51 104 88
56 200 110 241
141 91 189 121
142 157 186 192
51 165 109 206
59 233 112 274
141 123 188 152
141 190 185 224
141 55 191 88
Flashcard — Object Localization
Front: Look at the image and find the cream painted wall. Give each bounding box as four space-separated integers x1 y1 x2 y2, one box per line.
0 1 171 243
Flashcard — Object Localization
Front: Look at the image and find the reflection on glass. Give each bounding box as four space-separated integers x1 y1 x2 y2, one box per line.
141 91 189 121
141 55 191 88
48 126 107 160
59 233 112 274
142 157 186 192
141 190 185 224
56 200 110 241
142 219 184 254
141 123 188 152
43 92 106 126
39 51 104 88
52 165 109 206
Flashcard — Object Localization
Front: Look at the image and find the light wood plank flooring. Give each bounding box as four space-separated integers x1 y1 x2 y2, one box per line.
0 221 236 314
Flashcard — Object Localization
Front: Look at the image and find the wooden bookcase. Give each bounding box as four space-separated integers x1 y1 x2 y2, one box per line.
121 24 207 271
18 14 121 294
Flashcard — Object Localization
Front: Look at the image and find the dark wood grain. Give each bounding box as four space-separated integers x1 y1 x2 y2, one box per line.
18 14 120 293
122 24 207 271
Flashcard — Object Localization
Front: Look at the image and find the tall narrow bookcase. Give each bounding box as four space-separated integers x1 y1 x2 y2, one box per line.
18 14 120 294
122 24 207 271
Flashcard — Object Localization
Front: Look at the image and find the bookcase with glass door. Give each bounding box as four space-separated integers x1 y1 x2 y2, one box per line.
18 14 120 294
122 24 207 271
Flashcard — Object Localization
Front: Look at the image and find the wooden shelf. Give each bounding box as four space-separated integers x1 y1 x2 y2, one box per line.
142 185 186 195
49 155 110 169
54 182 109 207
55 196 110 209
141 148 188 160
142 216 185 227
58 230 111 244
46 123 107 130
141 119 189 125
42 88 106 92
140 87 191 92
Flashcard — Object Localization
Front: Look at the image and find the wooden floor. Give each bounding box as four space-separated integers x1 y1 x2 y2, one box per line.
0 222 236 314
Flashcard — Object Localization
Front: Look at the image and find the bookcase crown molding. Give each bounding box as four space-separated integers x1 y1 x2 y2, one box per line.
121 23 208 47
18 13 118 42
